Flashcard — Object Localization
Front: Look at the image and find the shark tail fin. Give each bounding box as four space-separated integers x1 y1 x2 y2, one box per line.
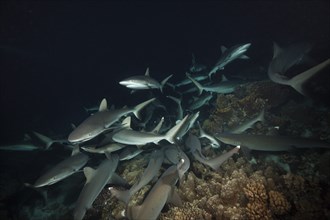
163 115 189 144
32 131 54 150
186 73 203 95
132 98 156 120
160 74 173 93
167 95 181 105
109 187 131 205
288 58 330 96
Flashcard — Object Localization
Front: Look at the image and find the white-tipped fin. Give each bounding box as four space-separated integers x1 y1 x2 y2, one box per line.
99 98 108 111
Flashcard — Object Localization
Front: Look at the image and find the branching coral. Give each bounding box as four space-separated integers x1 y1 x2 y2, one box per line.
160 203 212 220
244 180 272 220
268 190 291 215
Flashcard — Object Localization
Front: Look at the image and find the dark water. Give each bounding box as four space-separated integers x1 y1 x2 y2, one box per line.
0 1 329 220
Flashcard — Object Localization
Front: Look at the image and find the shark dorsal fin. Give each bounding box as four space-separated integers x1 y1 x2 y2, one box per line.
221 74 228 82
273 42 283 59
192 53 196 64
145 67 150 76
221 46 227 53
83 167 96 183
99 98 108 111
122 116 131 128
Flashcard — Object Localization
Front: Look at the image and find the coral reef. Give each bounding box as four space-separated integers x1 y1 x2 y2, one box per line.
268 190 291 215
77 80 330 220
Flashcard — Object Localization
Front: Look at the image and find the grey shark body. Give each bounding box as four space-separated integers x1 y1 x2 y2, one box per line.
68 98 155 143
73 154 119 220
126 160 183 220
227 109 265 134
112 115 189 145
34 152 89 188
185 134 239 170
187 73 242 95
215 133 330 151
188 93 213 111
110 149 164 204
189 53 207 73
208 43 251 78
119 68 172 92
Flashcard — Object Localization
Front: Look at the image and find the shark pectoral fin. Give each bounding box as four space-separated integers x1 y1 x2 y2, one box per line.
167 189 182 207
83 167 96 183
240 54 250 59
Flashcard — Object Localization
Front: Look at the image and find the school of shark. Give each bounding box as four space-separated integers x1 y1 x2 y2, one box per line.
1 41 330 220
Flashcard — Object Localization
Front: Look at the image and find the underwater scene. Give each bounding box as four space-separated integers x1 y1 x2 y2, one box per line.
0 1 329 220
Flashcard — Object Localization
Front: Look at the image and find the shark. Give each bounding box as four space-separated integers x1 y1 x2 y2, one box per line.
118 146 144 161
0 144 41 151
162 145 190 180
119 67 173 92
167 96 183 121
268 42 330 96
188 93 213 111
110 149 164 204
227 109 265 134
189 53 207 73
198 122 220 148
81 143 126 154
187 73 243 95
175 73 209 87
176 112 200 141
208 43 251 78
111 115 189 146
73 153 119 220
33 152 89 188
185 134 240 170
68 98 155 143
215 133 330 152
125 159 183 220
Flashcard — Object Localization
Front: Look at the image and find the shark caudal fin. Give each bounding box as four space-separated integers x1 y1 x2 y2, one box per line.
132 98 156 120
186 72 204 95
163 115 189 144
288 58 330 96
160 74 173 93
